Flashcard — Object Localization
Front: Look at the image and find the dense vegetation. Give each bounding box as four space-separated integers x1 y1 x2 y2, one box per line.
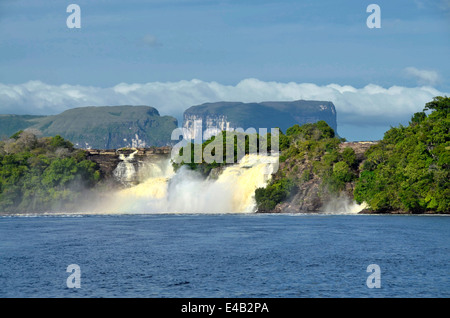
354 96 449 213
0 130 101 213
254 120 356 211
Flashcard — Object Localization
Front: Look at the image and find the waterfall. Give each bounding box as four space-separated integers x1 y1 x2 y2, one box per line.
113 150 139 186
103 154 278 214
212 155 277 213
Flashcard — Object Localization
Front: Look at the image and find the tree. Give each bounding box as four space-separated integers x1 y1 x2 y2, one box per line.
424 96 449 115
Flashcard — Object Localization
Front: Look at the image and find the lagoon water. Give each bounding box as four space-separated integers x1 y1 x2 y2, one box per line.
0 213 448 298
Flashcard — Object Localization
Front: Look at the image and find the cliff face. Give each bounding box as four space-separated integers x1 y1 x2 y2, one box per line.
182 100 337 139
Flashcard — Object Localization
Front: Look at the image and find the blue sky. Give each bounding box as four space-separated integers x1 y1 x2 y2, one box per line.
0 0 449 140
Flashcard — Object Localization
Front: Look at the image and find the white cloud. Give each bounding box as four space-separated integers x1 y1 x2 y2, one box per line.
404 67 440 86
0 79 447 136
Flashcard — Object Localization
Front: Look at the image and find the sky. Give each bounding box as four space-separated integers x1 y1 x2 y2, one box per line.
0 0 449 141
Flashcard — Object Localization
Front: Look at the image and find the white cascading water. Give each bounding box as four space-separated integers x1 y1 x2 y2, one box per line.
113 150 139 185
322 195 369 214
103 154 278 214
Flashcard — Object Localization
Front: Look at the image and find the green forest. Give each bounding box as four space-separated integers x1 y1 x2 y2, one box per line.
0 130 101 213
353 96 449 213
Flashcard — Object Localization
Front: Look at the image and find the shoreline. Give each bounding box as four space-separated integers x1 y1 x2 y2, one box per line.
2 210 449 216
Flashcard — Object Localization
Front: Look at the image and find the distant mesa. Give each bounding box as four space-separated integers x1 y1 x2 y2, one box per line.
0 106 178 149
182 100 337 139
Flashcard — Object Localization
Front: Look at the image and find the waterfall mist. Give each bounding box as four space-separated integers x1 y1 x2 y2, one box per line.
322 194 369 214
92 154 278 214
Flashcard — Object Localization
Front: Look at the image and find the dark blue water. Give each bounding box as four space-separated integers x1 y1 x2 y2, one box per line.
0 213 448 298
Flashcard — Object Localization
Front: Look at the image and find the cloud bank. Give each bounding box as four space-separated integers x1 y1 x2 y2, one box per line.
0 79 446 139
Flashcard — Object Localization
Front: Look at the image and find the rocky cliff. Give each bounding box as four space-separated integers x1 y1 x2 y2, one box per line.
182 100 337 139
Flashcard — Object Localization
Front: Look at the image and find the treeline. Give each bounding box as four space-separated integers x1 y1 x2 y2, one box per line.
354 96 449 213
0 130 101 213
